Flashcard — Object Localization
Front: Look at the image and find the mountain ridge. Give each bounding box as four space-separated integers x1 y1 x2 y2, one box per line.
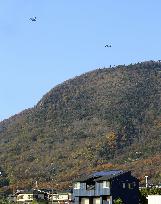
0 60 161 189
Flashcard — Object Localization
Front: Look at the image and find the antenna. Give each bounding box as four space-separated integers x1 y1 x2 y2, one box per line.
145 176 148 188
35 180 38 189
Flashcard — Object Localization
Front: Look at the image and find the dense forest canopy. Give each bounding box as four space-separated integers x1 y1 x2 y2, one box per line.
0 61 161 189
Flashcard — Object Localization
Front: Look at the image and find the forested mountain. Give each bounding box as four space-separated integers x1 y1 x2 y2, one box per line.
0 61 161 189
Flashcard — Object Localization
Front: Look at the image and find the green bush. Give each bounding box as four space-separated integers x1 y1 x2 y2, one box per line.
0 198 10 204
113 198 123 204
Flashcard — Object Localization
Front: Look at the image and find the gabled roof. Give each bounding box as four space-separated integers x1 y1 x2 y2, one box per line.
94 171 129 182
74 170 128 182
16 191 33 195
92 170 124 177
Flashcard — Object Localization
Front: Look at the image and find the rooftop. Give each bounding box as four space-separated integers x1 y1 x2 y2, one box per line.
75 170 129 182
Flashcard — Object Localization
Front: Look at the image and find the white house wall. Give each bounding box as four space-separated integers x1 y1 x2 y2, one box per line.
147 195 161 204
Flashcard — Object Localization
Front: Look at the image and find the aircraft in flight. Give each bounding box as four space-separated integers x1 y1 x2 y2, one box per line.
105 44 112 48
30 17 37 22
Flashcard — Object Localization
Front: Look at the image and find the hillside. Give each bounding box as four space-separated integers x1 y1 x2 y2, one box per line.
0 61 161 189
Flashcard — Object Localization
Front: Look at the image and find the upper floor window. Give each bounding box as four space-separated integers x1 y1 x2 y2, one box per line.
74 182 80 189
128 182 136 189
128 183 132 189
133 182 136 187
123 183 126 189
103 181 110 188
86 180 95 190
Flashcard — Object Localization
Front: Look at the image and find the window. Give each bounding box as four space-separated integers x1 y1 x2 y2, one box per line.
128 182 136 189
18 195 24 199
28 195 33 199
123 183 126 189
74 182 80 189
103 181 110 188
128 183 134 189
86 184 95 190
86 180 95 190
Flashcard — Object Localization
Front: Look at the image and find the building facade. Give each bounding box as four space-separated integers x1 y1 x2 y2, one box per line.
73 170 139 204
16 191 33 203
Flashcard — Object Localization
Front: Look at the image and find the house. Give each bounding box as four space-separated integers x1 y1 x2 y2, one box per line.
146 195 161 204
7 194 17 203
49 191 72 204
8 189 50 203
33 188 52 201
16 191 33 203
73 170 139 204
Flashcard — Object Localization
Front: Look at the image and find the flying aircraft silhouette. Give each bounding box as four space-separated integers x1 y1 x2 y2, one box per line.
30 17 36 22
105 44 111 48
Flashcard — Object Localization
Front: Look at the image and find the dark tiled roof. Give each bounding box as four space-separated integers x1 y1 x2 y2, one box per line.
92 170 124 177
17 191 33 194
74 170 128 182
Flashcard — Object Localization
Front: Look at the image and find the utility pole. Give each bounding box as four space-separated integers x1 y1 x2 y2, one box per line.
35 181 38 189
145 176 148 188
51 178 53 204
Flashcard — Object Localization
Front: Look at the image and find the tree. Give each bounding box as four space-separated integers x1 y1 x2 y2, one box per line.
139 188 161 204
113 198 123 204
0 198 10 204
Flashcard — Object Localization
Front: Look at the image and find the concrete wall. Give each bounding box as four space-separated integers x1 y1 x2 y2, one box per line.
147 195 161 204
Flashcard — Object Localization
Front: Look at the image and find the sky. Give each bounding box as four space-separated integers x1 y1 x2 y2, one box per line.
0 0 161 121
